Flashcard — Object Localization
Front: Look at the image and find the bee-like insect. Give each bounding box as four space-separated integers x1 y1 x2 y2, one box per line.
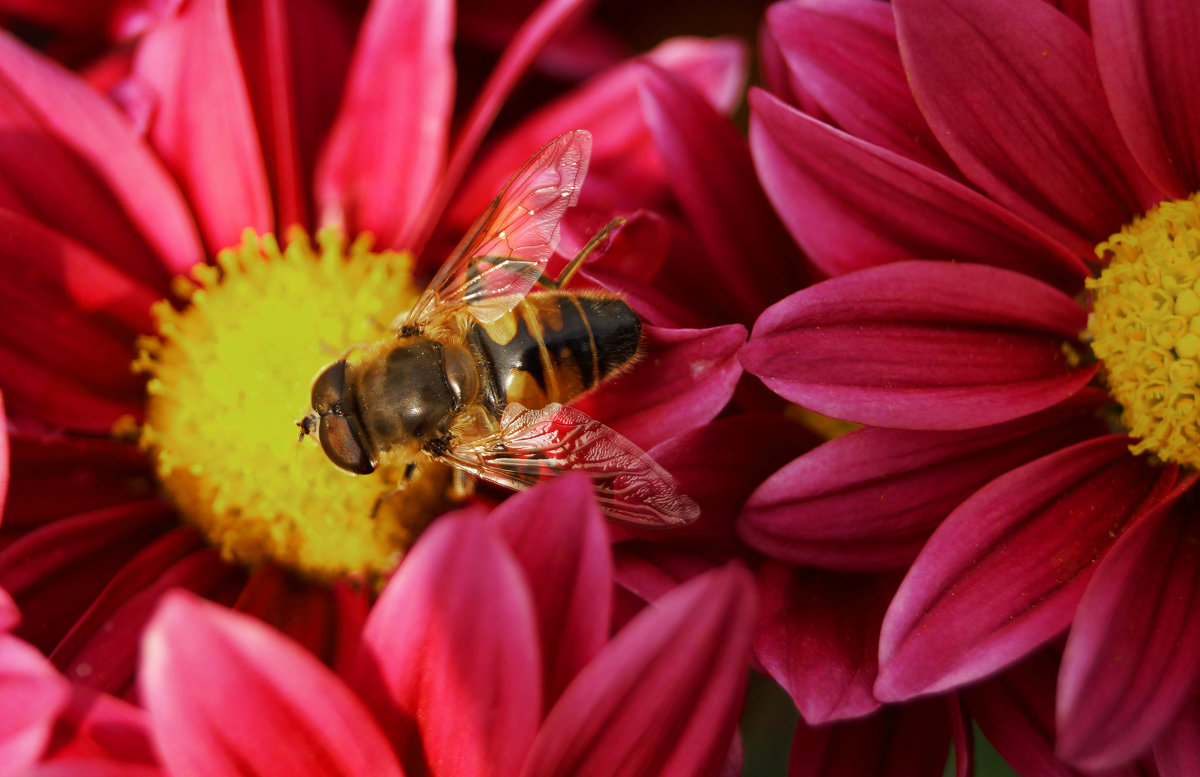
298 130 699 526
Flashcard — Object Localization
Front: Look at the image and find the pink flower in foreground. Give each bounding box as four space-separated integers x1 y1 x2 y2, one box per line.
739 0 1200 771
0 0 786 699
24 475 756 777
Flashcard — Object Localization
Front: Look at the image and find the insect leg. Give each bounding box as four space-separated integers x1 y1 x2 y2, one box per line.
538 216 627 290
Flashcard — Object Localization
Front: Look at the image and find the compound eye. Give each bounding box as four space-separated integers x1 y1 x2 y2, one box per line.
310 360 348 414
318 414 376 475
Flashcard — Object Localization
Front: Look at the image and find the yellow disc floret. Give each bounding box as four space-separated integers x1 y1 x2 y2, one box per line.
1087 193 1200 469
134 228 452 582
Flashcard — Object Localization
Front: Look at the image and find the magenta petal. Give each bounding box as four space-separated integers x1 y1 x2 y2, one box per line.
1056 489 1200 770
0 30 201 280
754 564 890 724
142 591 403 777
316 0 453 250
0 633 70 770
133 0 273 253
571 323 744 449
0 588 16 632
1092 0 1200 198
788 700 951 777
15 762 164 777
522 564 755 777
490 473 612 708
356 512 539 777
893 0 1158 252
48 684 156 765
0 395 8 526
876 436 1165 701
1155 702 1200 777
765 0 957 176
739 390 1109 569
748 89 1087 292
741 261 1095 430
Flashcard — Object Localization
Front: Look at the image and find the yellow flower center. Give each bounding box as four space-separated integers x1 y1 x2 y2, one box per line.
133 228 453 582
1087 193 1200 469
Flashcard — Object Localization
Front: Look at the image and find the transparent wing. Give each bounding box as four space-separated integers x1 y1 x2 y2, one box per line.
405 130 593 327
444 402 700 527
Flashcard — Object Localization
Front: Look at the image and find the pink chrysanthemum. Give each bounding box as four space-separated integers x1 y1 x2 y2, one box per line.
0 0 801 700
740 0 1200 771
5 476 757 777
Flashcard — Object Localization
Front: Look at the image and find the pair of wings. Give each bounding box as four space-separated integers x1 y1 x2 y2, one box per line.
403 130 698 527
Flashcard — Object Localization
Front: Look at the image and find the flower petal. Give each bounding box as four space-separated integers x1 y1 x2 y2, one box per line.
521 564 755 777
748 88 1088 291
1056 485 1200 770
355 510 539 777
893 0 1158 252
315 0 453 250
141 590 403 777
0 633 70 771
44 684 156 764
788 700 951 777
1092 0 1200 198
15 762 164 777
876 436 1167 701
1155 701 1200 777
754 564 892 724
490 473 612 708
635 62 807 327
739 390 1109 569
133 0 273 252
571 323 744 450
0 29 201 279
0 501 174 654
740 261 1094 430
764 0 957 176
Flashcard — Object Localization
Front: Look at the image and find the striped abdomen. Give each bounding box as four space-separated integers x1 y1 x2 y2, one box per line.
466 292 641 419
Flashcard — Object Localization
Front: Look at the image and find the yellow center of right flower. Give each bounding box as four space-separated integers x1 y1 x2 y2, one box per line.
1087 193 1200 468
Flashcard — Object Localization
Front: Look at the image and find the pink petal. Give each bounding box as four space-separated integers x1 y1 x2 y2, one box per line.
141 590 404 777
44 685 156 764
740 260 1095 430
443 36 747 240
489 473 613 708
748 88 1088 292
0 29 201 279
893 0 1159 253
648 413 821 544
1155 702 1200 777
739 390 1109 569
876 436 1168 701
133 0 273 253
4 433 151 532
315 0 453 250
571 323 744 450
0 210 159 431
1092 0 1200 199
754 564 892 724
15 762 164 777
0 633 71 770
51 532 243 697
635 62 807 327
788 700 951 777
355 511 539 777
1056 486 1200 770
765 0 958 177
521 564 755 777
0 501 174 654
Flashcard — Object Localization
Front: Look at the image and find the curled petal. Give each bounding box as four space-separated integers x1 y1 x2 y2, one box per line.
741 261 1094 430
788 700 951 777
1057 486 1200 770
142 591 403 777
521 564 755 777
894 0 1158 252
877 436 1166 701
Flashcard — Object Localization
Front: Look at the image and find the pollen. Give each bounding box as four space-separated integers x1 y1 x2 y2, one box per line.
1087 192 1200 469
133 228 452 582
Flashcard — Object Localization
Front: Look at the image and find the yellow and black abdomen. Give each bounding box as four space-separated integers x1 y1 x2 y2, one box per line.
466 292 641 418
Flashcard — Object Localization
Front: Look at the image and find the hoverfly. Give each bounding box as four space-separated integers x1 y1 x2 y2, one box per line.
298 130 699 526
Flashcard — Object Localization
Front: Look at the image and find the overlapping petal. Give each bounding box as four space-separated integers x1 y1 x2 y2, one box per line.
0 631 71 771
141 590 404 777
876 436 1170 700
788 700 952 777
1155 702 1200 777
741 261 1094 430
